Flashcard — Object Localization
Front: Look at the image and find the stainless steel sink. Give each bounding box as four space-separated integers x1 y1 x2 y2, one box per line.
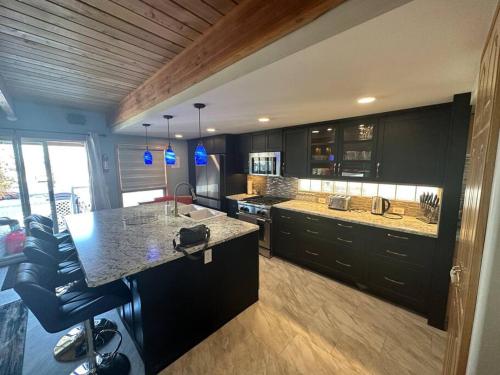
178 204 226 222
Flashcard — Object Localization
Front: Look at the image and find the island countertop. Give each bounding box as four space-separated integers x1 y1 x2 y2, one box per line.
274 200 438 238
65 203 259 287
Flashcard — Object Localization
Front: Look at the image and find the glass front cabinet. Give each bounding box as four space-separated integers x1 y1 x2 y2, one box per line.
339 118 378 179
309 124 338 178
308 118 379 179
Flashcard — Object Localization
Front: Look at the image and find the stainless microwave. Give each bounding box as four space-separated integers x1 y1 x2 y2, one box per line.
249 152 281 176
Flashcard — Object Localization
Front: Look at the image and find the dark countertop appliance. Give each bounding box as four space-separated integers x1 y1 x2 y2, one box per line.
237 196 290 257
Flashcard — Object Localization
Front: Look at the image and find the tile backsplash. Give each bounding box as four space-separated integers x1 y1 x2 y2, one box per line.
247 175 441 218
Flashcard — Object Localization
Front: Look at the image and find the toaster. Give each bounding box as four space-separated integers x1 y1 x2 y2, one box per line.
328 195 351 211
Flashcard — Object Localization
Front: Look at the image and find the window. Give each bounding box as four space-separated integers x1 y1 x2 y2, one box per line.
117 146 167 193
122 189 165 207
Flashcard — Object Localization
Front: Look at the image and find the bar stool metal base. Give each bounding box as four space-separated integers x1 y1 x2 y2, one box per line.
54 318 117 362
70 353 131 375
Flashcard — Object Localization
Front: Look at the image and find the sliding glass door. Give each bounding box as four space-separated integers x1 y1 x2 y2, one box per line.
0 136 92 264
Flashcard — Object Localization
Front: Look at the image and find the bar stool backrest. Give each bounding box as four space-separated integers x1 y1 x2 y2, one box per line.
14 263 61 333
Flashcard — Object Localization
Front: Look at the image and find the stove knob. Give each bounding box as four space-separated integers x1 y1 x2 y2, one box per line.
240 206 249 213
257 210 266 216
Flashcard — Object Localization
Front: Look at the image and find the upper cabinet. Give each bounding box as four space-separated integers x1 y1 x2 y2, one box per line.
266 130 283 151
309 124 338 178
376 106 450 185
339 118 378 179
251 130 283 152
238 103 453 185
283 128 309 178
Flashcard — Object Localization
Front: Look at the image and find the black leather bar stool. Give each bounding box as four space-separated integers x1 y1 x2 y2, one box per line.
29 221 75 255
23 237 82 286
15 263 132 374
22 237 119 362
25 214 72 244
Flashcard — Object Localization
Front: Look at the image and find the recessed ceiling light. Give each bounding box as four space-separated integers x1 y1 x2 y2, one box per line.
258 117 270 123
357 96 376 104
206 128 216 132
327 128 332 131
312 130 319 134
175 134 183 138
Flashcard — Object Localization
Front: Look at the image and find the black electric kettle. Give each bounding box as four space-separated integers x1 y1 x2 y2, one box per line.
371 196 391 215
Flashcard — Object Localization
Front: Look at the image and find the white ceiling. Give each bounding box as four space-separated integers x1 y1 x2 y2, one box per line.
115 0 497 139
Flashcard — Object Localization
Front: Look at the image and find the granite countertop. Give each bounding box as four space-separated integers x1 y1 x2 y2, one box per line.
226 193 258 201
274 200 438 238
65 203 259 287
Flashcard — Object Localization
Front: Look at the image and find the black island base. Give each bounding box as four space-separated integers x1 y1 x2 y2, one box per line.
120 231 259 374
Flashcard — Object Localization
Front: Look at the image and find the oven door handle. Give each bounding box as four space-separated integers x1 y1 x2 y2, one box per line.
237 212 258 224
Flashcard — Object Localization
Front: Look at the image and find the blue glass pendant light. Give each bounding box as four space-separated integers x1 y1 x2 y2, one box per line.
194 103 208 166
163 115 176 165
142 123 153 165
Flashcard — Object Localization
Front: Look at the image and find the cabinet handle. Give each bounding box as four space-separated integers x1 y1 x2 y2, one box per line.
335 260 352 268
338 162 341 174
376 162 381 178
305 250 319 256
281 215 291 219
306 216 319 221
333 162 338 174
385 249 408 257
337 237 353 244
387 233 409 240
337 223 353 229
306 229 319 235
384 276 405 286
280 230 291 235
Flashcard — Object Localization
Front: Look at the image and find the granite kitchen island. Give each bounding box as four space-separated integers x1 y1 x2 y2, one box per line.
65 203 259 375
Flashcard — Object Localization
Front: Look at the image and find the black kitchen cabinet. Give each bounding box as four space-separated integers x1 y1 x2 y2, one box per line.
272 208 436 315
238 134 251 173
339 118 378 179
309 123 338 178
203 135 226 154
250 130 283 152
251 132 267 152
225 198 239 218
122 232 259 374
376 105 451 185
283 128 309 177
266 129 283 151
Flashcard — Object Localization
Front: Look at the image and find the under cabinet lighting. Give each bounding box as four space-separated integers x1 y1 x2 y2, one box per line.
258 117 270 122
311 130 319 134
206 128 216 132
175 134 183 138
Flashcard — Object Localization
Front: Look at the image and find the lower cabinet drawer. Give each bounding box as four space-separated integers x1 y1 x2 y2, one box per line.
273 230 297 260
366 257 429 311
328 244 360 280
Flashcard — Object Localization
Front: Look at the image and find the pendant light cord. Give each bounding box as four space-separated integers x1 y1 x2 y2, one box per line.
167 117 171 147
145 125 149 151
198 107 202 143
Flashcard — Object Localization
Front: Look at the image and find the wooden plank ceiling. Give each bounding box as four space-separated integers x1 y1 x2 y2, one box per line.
0 0 241 112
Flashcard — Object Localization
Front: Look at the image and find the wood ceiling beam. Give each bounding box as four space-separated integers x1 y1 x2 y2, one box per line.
0 74 17 121
112 0 345 127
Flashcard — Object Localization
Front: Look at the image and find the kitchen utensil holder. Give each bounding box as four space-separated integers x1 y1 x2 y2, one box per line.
417 206 440 224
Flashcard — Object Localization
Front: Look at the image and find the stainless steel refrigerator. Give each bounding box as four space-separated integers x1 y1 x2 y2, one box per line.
195 154 224 209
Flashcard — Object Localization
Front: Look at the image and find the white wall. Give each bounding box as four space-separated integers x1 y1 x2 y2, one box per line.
466 133 500 375
0 100 189 208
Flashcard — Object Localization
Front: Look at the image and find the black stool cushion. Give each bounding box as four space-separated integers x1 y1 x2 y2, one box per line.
15 263 131 334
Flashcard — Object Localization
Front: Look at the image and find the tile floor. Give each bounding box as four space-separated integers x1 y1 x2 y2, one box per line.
161 256 446 375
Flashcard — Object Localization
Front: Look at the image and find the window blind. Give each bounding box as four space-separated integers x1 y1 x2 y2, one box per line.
117 146 166 192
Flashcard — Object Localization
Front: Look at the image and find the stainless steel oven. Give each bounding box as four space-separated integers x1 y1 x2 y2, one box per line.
236 196 290 258
237 212 271 252
249 152 281 176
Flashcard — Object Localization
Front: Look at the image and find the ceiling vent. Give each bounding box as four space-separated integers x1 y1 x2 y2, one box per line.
66 113 87 126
